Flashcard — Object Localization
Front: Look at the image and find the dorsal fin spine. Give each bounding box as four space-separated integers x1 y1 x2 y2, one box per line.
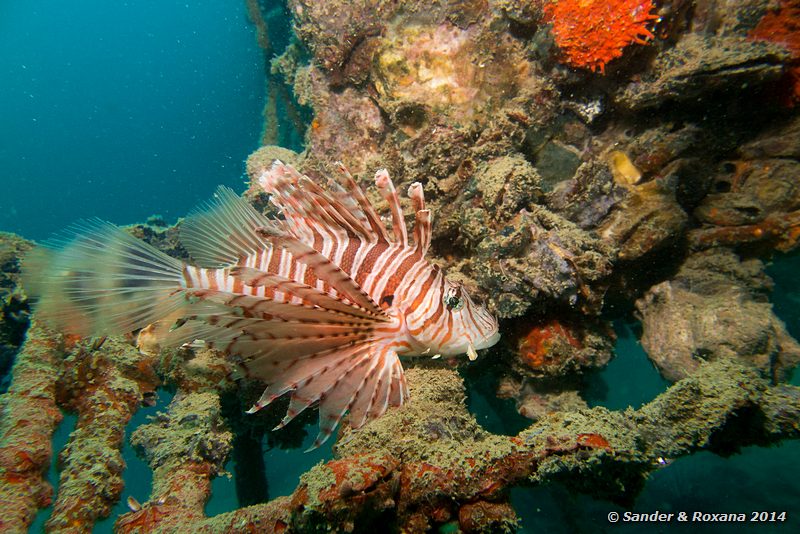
375 169 408 246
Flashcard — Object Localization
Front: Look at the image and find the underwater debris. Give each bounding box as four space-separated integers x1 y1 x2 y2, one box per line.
546 160 626 229
372 21 530 126
373 24 481 109
597 175 688 261
458 500 519 533
246 0 309 146
738 113 800 160
307 361 798 529
690 156 800 252
748 0 800 105
289 0 388 78
636 249 800 382
617 34 789 110
0 321 63 532
46 337 160 531
511 318 613 378
517 319 582 372
500 317 613 421
0 232 32 390
2 0 800 529
500 380 589 422
119 391 233 532
695 159 800 227
303 79 387 174
543 0 659 73
4 316 799 532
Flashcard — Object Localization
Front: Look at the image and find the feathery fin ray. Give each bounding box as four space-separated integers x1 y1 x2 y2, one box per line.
375 169 408 246
181 186 276 268
23 219 187 337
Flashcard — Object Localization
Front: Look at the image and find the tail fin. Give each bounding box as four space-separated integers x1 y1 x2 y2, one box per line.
22 219 187 337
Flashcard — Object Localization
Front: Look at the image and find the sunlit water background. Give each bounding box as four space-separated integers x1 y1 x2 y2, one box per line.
2 1 798 532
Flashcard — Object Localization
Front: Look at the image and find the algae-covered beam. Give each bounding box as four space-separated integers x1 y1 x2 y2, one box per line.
113 347 235 532
282 361 800 531
193 497 293 533
45 337 159 532
117 390 232 532
0 320 64 532
688 209 800 252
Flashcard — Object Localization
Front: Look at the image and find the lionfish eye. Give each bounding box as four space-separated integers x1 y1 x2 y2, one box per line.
445 294 463 311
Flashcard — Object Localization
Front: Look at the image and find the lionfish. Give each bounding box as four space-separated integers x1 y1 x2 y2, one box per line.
26 162 500 447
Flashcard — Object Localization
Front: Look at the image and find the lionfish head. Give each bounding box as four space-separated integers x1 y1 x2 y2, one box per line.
437 279 500 358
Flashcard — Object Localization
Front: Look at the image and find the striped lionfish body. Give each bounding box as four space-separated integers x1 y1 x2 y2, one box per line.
26 162 500 447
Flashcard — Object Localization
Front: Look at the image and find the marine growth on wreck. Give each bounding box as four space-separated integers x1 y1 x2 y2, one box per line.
1 0 800 532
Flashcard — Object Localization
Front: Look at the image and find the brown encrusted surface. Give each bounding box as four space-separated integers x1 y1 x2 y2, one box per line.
615 35 789 110
258 360 798 532
113 347 236 533
16 348 790 533
636 248 800 383
0 232 33 382
46 337 159 532
118 391 233 533
277 0 800 326
0 321 63 532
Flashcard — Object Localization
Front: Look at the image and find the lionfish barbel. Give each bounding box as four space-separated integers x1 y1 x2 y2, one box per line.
26 162 500 447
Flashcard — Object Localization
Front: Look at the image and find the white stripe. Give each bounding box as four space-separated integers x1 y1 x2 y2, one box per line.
406 271 444 333
394 260 431 305
186 266 200 288
370 248 416 300
350 241 378 285
215 268 228 292
362 244 403 297
316 222 338 299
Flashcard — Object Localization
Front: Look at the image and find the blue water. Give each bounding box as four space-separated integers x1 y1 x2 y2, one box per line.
767 250 800 342
0 0 265 240
584 321 671 410
27 413 77 533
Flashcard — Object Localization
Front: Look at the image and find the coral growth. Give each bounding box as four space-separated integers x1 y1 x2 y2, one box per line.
46 337 160 531
636 249 800 382
616 34 789 110
372 22 529 125
0 322 63 532
374 24 480 109
543 0 659 73
0 233 32 389
689 116 800 252
748 0 800 105
517 320 581 371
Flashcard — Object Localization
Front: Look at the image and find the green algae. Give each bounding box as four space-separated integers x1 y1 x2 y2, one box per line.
131 391 232 477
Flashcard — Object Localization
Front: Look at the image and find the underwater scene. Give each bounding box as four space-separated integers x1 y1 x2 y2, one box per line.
1 0 799 532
